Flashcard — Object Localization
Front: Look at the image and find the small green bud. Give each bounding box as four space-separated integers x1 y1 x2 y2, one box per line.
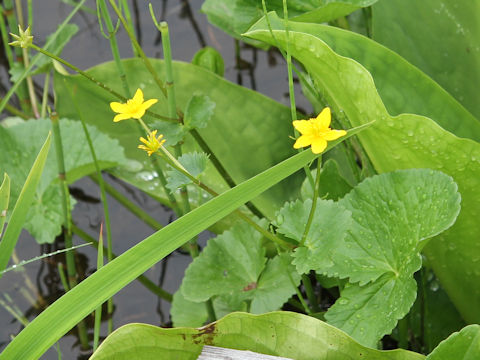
9 25 33 48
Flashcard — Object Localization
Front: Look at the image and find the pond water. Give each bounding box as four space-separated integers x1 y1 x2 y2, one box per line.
0 1 311 358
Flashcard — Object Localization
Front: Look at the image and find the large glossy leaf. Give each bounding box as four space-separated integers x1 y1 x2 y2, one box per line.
251 15 480 141
201 0 379 46
372 0 480 119
91 312 424 360
246 15 480 324
426 325 480 360
54 59 302 219
0 118 126 243
0 127 367 359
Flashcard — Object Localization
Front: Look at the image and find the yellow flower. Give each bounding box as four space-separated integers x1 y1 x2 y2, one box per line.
292 107 346 154
110 88 158 122
138 130 166 156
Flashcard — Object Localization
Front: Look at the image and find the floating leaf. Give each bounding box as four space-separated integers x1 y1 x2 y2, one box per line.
184 94 216 130
166 152 209 192
91 312 425 360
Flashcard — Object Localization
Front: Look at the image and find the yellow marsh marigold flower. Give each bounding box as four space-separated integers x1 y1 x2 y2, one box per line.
110 88 158 122
138 130 166 156
292 107 346 154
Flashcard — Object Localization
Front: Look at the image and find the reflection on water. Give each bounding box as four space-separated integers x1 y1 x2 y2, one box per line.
0 0 310 358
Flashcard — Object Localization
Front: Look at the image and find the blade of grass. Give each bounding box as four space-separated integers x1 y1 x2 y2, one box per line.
0 124 370 359
93 225 104 351
0 133 51 276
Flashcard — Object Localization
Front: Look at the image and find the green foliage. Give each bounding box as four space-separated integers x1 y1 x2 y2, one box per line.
90 312 425 360
201 0 379 47
192 46 225 76
0 134 51 276
0 118 126 243
426 325 480 360
183 93 216 130
179 220 301 315
274 169 461 347
1 126 365 358
245 15 480 324
372 0 480 119
300 159 353 200
54 59 303 218
0 173 10 238
166 151 209 192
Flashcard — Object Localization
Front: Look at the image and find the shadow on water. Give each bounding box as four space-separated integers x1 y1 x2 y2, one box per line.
0 1 311 358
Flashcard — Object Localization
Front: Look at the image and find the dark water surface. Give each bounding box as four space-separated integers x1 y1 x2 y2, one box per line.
0 1 311 358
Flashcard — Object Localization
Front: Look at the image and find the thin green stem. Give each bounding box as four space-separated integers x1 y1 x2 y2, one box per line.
4 0 31 114
0 5 14 67
56 263 69 292
98 0 131 97
50 112 90 350
93 227 104 351
301 273 319 313
64 79 115 333
40 70 50 118
0 0 88 115
300 157 322 246
108 0 167 98
15 0 38 117
27 0 32 30
398 317 409 349
71 224 173 302
89 175 164 230
0 97 28 119
119 0 138 56
28 42 174 122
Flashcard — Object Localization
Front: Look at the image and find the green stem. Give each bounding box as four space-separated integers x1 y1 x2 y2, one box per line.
301 273 319 313
119 0 138 56
89 175 164 230
40 70 50 118
155 144 293 250
4 0 31 114
205 300 216 323
71 224 173 302
151 155 184 216
0 97 28 119
398 316 409 349
300 157 322 246
0 5 14 67
0 0 87 115
50 112 90 350
108 0 167 98
28 42 173 122
98 0 131 97
64 79 115 333
93 227 104 351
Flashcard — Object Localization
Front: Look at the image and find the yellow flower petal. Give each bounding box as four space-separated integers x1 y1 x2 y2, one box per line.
110 102 128 113
110 88 159 123
132 88 144 104
315 107 331 129
311 138 328 154
113 113 133 122
323 129 347 141
293 135 313 149
142 98 158 110
292 120 313 135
